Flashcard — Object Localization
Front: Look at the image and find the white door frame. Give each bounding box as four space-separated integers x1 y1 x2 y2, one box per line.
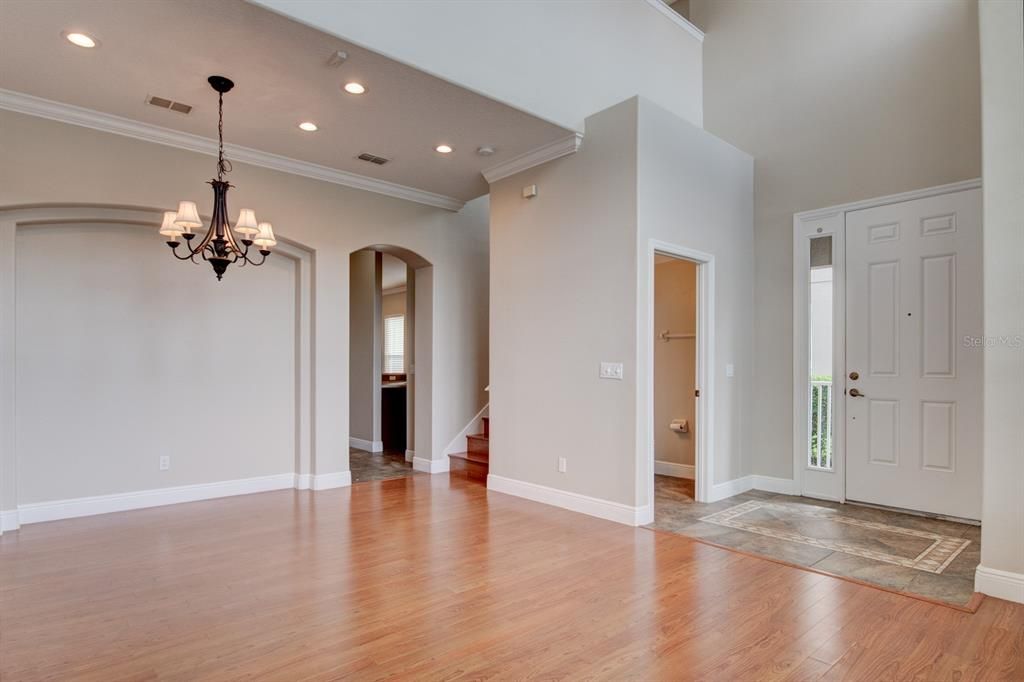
792 178 981 502
645 239 715 510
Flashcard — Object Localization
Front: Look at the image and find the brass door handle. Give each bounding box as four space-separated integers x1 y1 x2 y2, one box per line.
849 388 865 397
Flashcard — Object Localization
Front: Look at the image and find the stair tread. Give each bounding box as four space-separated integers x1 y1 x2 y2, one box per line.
467 433 489 440
448 451 489 464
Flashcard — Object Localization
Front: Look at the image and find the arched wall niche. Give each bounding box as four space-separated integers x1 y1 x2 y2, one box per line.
0 204 315 532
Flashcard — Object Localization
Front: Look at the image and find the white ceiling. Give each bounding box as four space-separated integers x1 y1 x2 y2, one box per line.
0 0 573 203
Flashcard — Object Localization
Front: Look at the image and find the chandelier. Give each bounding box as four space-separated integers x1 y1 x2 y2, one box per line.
159 76 276 281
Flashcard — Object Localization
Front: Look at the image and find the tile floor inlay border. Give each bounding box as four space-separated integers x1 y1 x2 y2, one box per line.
699 500 970 574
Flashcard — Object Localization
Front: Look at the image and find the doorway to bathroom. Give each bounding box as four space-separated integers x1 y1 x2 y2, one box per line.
652 252 700 508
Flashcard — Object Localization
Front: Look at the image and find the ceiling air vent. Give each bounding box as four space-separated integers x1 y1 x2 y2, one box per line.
357 152 390 165
147 95 193 115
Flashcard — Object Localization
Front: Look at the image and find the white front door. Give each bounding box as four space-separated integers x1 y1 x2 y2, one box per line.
845 189 982 520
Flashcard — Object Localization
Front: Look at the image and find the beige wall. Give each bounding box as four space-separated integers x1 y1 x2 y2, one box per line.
349 250 382 445
490 97 753 511
12 222 296 504
690 0 982 479
382 291 406 320
490 99 638 504
0 110 489 514
637 97 755 497
654 259 698 467
977 0 1024 598
404 270 416 451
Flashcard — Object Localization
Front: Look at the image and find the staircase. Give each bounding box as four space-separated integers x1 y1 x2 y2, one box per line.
448 416 489 482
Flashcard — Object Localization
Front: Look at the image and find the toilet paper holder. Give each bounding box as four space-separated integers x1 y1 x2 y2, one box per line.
669 419 689 433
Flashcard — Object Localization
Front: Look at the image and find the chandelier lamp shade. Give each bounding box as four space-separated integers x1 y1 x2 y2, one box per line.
160 75 276 281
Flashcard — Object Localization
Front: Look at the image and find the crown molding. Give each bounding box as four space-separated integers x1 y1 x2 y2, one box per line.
794 178 982 222
644 0 705 43
481 133 583 184
0 89 466 212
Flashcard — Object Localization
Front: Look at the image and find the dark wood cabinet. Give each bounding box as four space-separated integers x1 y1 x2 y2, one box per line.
381 383 406 451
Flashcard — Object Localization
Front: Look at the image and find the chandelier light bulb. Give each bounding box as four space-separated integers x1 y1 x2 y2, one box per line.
254 222 277 249
159 211 183 241
234 208 259 237
173 201 202 231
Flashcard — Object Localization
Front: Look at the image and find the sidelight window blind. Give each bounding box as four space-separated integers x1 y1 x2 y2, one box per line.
384 315 404 373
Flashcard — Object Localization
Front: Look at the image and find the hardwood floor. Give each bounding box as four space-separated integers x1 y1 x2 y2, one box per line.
1 475 1021 681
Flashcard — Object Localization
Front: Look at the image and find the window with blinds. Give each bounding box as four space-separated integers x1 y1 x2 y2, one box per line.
383 315 404 373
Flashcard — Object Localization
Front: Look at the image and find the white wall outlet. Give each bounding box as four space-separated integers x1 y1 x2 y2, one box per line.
726 363 735 377
599 362 624 380
159 455 170 471
558 457 567 473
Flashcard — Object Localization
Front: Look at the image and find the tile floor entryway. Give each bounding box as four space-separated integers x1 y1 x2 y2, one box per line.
350 448 418 483
648 475 981 608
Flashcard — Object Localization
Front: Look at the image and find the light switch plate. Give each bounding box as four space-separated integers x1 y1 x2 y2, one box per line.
600 362 624 380
726 363 735 377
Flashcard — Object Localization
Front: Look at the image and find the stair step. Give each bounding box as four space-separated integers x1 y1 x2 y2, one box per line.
467 433 489 455
449 451 489 464
448 451 489 483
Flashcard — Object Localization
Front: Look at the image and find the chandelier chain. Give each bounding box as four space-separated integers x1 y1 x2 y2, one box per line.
216 90 232 179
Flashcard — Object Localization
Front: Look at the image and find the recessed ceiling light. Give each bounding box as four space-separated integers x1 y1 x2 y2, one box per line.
64 31 97 48
435 144 453 154
344 82 366 95
298 121 318 132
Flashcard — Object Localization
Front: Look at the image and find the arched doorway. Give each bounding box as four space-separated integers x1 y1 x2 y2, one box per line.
348 244 432 483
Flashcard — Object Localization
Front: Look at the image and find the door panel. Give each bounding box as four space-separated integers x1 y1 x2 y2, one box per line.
868 399 899 465
845 189 981 520
868 261 899 376
921 255 956 377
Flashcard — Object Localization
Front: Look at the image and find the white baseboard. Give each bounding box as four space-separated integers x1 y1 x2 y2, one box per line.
708 475 754 502
413 456 450 474
975 565 1024 604
487 474 649 526
751 475 801 496
405 449 414 463
5 469 354 529
443 403 489 455
705 474 800 502
15 473 297 525
1 508 20 532
349 437 383 453
312 471 352 490
654 460 695 479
